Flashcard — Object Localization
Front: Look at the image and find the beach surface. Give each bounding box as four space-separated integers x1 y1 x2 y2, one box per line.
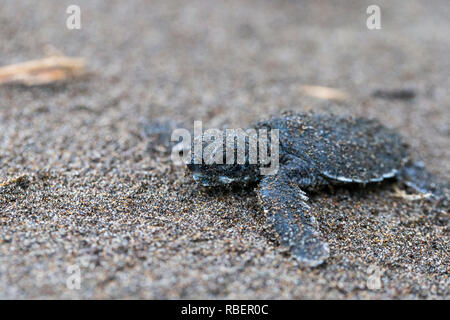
0 0 448 299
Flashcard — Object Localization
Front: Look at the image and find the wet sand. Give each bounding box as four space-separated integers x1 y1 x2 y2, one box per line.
0 0 448 299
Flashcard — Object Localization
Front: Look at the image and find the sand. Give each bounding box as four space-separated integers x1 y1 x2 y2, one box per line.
0 0 448 299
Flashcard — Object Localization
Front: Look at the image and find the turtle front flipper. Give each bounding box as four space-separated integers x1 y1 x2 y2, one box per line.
257 172 329 267
399 162 449 201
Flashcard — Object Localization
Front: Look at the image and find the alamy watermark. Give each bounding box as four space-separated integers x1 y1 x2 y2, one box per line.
366 5 381 30
66 5 81 30
170 121 280 175
66 264 81 290
366 265 383 290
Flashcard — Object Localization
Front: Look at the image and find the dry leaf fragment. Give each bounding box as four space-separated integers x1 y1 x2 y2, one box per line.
0 55 85 86
300 85 349 102
391 186 431 201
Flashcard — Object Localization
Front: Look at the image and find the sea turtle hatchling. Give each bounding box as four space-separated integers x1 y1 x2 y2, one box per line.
186 112 448 267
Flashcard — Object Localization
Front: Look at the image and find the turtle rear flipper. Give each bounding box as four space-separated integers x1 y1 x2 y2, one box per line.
257 172 329 267
399 162 449 201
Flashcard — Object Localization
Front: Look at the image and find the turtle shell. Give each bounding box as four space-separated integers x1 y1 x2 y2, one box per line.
255 113 410 183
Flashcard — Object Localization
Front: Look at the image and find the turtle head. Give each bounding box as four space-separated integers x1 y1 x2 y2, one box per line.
186 131 260 187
